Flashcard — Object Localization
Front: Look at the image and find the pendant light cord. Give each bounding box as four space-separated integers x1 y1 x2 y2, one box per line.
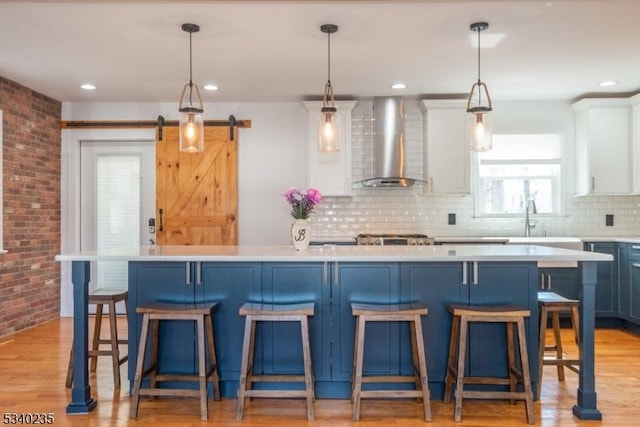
476 26 482 104
188 30 194 107
327 29 332 86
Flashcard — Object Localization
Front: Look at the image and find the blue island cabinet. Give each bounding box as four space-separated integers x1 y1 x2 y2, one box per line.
128 260 539 400
400 261 539 399
260 262 400 398
127 261 262 396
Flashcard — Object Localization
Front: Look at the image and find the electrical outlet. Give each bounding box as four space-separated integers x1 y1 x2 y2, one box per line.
448 213 456 225
606 214 614 226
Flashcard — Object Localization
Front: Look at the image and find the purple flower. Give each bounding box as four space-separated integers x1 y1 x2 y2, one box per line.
282 187 323 219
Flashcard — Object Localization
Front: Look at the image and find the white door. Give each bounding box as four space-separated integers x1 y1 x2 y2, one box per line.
80 141 155 310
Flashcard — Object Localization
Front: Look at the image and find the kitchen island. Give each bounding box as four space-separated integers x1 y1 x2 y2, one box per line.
56 244 612 420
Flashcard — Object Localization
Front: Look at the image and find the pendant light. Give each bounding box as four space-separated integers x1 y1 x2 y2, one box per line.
466 22 493 152
178 23 204 153
318 24 341 152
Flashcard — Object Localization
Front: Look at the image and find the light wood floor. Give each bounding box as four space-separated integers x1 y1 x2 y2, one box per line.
1 318 639 426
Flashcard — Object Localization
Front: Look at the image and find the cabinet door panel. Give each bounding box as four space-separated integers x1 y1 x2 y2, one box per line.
128 261 194 380
333 263 400 381
629 262 640 323
400 263 463 381
198 263 261 385
261 263 329 381
469 263 538 379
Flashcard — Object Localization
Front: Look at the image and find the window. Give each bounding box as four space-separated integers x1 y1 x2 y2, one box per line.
474 134 563 217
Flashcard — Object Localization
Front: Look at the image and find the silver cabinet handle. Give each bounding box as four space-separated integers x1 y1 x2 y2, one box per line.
462 262 468 285
590 243 595 252
472 261 479 285
632 263 640 269
547 274 552 290
322 261 328 285
632 246 640 250
185 261 192 285
333 261 339 284
195 261 202 285
539 273 545 290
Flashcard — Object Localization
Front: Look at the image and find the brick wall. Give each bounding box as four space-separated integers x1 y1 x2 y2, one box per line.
0 76 61 339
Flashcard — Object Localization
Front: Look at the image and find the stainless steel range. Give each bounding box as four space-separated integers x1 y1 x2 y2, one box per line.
356 233 434 246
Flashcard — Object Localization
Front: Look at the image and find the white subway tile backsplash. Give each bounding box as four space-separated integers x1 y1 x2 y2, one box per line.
310 100 640 239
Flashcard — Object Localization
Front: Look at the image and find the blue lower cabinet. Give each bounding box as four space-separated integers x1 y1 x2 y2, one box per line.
332 263 401 382
129 260 539 399
400 262 538 398
260 263 330 382
128 261 194 381
198 262 261 396
128 261 262 396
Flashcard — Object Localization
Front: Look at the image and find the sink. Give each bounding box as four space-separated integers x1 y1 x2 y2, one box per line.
505 237 583 267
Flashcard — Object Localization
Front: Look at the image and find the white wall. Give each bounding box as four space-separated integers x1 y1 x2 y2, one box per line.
61 99 640 246
62 101 309 245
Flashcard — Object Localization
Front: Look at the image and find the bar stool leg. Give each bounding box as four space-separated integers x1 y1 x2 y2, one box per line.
300 315 315 421
129 313 150 419
506 321 517 405
516 317 535 424
551 311 565 380
453 315 469 422
205 313 221 401
444 313 460 403
196 315 208 421
107 300 121 388
90 303 104 373
236 315 254 421
412 315 432 421
352 314 366 421
350 314 360 403
537 304 549 399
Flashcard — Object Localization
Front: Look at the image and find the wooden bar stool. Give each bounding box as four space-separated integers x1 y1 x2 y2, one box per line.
537 291 580 398
351 302 431 422
65 287 128 388
236 302 315 421
129 302 220 421
444 304 534 424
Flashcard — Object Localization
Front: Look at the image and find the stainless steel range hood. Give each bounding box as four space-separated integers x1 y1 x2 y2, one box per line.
357 96 420 187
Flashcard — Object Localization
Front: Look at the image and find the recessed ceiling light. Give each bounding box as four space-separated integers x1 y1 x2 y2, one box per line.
80 83 96 90
390 83 406 89
203 84 219 91
599 80 618 87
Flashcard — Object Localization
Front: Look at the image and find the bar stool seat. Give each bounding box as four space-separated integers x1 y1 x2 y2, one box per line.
444 304 534 424
236 302 315 421
351 302 431 422
129 302 220 421
65 287 128 388
537 291 581 398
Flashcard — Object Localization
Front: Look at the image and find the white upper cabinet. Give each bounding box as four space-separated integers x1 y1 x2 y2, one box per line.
303 100 357 197
421 99 470 194
630 94 640 193
572 98 631 195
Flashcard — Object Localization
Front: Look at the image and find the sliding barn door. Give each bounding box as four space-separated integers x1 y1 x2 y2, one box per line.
156 126 237 245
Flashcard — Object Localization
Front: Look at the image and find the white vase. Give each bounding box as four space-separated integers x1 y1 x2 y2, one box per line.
291 219 311 251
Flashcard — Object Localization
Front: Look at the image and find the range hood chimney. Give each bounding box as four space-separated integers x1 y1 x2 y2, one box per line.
357 96 419 187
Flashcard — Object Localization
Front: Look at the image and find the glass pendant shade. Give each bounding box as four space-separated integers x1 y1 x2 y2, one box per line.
179 110 204 153
318 24 340 152
466 22 493 152
318 106 340 151
466 109 492 152
178 23 205 153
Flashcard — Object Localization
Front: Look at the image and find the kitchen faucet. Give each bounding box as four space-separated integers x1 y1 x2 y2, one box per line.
524 198 537 237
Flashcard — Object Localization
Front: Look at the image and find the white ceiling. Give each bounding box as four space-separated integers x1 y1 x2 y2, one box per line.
1 0 639 103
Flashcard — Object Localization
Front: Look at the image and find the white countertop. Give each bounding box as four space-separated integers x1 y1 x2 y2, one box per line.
55 244 612 263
